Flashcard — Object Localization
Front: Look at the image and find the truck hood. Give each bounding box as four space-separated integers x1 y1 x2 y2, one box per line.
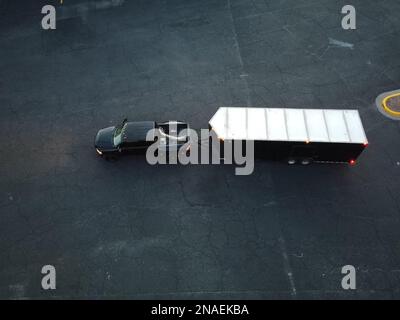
95 126 115 150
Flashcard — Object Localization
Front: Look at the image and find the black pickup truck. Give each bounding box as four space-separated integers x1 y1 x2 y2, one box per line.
94 119 190 159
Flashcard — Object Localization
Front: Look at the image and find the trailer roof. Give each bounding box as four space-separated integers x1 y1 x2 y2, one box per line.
209 107 368 144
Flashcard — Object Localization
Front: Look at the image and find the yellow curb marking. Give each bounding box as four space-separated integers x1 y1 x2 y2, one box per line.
382 93 400 117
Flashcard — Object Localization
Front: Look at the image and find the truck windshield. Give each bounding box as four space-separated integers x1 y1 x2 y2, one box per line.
113 124 125 146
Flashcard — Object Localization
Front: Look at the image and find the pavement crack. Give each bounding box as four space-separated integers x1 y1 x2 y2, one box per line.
227 0 252 108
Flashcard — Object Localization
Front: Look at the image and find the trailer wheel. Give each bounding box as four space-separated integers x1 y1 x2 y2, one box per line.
287 159 296 165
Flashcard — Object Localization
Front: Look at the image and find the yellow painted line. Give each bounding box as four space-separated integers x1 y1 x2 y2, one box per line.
382 93 400 116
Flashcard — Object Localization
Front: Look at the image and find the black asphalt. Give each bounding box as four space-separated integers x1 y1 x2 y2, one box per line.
1 0 400 299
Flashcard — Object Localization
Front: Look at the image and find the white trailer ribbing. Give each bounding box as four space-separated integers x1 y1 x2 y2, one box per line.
209 107 368 145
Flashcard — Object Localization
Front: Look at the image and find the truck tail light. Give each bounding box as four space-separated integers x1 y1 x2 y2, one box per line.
349 159 356 165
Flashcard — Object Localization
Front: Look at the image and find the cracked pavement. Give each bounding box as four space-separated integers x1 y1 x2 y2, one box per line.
1 0 400 299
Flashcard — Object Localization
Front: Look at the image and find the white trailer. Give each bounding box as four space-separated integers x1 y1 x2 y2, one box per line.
209 107 368 164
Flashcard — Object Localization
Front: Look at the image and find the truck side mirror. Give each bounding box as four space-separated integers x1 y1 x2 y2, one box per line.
117 118 128 130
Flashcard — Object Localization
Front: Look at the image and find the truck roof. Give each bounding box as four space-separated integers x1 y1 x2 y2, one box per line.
122 121 155 143
209 107 368 144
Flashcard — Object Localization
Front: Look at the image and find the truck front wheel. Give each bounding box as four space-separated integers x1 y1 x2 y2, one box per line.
104 153 119 161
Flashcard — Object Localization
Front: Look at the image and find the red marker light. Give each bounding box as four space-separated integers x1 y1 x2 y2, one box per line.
363 142 368 147
349 159 356 165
